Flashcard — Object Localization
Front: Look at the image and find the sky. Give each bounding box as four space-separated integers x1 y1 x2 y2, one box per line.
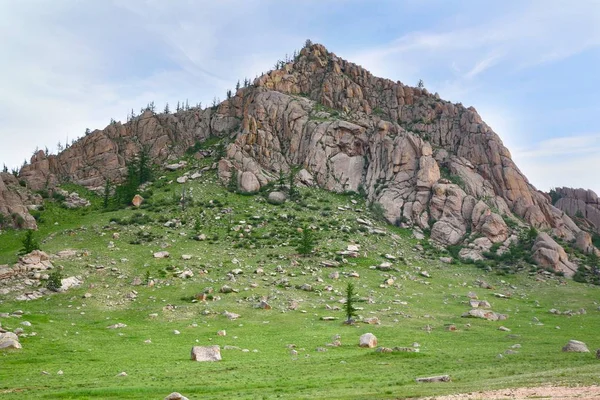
0 0 599 194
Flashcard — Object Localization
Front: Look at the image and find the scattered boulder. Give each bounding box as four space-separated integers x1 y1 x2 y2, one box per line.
416 375 451 383
59 276 82 292
359 333 377 348
532 233 577 277
191 345 222 362
153 251 170 259
107 323 127 329
462 309 507 321
132 194 144 207
165 393 190 400
562 340 590 353
0 332 22 350
267 191 286 205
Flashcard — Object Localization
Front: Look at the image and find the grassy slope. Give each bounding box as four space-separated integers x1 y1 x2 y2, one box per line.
1 159 599 400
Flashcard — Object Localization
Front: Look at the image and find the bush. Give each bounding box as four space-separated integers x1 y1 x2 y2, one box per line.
46 270 63 292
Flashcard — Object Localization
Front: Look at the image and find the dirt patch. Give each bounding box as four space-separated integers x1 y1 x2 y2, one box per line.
415 385 600 399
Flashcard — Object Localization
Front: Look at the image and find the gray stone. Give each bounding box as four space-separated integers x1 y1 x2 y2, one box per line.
191 345 222 362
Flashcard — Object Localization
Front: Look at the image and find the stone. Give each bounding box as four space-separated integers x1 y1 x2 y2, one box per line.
415 375 451 383
359 333 377 348
223 311 240 320
267 191 286 205
239 171 260 193
363 317 380 325
562 340 590 353
532 233 577 277
217 330 226 336
176 176 188 184
191 345 222 362
153 251 170 259
107 323 127 329
256 300 271 310
59 276 82 292
165 393 190 400
0 332 21 350
132 194 144 207
461 309 507 321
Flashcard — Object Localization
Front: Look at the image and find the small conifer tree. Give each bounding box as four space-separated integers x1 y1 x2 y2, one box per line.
344 282 358 323
296 226 315 256
19 230 40 255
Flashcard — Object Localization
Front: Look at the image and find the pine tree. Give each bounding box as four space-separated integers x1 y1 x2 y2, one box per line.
288 167 300 201
344 282 358 324
164 102 170 114
176 101 181 112
417 79 424 89
19 230 40 255
226 89 232 100
296 226 315 256
235 80 240 91
227 170 238 193
2 164 7 173
103 179 111 209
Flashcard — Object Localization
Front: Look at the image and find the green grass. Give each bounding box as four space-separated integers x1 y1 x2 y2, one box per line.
1 162 599 399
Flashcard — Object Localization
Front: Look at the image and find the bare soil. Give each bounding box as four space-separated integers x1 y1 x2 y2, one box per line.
415 385 600 399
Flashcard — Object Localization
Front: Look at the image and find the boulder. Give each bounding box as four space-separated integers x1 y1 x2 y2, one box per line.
562 340 589 353
153 251 170 259
359 333 377 348
59 276 82 292
575 231 594 254
0 332 21 350
267 191 286 205
191 345 222 362
132 194 144 207
239 171 260 193
164 393 190 400
461 309 507 321
532 233 577 277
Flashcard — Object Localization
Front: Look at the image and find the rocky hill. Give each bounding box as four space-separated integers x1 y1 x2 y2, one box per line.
2 43 598 276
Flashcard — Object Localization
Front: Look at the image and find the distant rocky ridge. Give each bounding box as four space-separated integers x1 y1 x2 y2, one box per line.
552 187 600 234
3 43 598 276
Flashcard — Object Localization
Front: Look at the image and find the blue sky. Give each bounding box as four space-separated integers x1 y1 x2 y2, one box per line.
0 0 598 194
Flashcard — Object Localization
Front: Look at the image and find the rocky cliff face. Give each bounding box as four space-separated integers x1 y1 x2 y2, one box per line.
0 173 40 229
18 109 240 192
5 43 594 276
218 44 586 274
553 187 600 234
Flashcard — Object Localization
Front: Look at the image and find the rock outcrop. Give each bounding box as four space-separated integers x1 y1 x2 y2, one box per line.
6 43 591 275
0 172 40 229
553 187 600 234
532 233 577 277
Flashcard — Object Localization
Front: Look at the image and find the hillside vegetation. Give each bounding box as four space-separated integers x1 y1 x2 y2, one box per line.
1 148 599 399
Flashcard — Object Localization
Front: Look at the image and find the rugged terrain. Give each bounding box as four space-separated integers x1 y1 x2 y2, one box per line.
0 42 599 399
0 161 599 399
3 43 599 278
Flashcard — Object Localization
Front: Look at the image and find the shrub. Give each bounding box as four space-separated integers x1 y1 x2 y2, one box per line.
46 270 63 292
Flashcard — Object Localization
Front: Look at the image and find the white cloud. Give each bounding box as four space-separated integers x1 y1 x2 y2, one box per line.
513 133 600 194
